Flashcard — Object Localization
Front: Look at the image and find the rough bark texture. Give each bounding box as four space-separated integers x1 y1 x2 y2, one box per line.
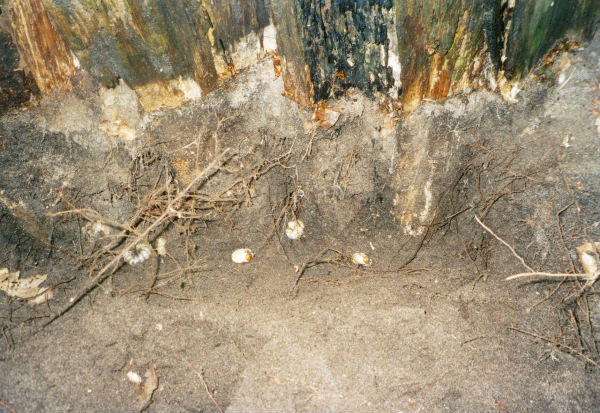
396 1 502 111
8 0 77 94
504 0 600 79
41 0 219 92
299 0 396 100
271 0 315 106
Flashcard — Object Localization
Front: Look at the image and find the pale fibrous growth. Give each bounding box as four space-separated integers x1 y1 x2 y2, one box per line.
285 219 305 240
231 248 253 264
351 252 371 266
123 242 153 265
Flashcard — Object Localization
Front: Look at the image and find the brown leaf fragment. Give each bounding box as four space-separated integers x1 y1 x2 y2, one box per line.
136 363 159 412
0 268 52 305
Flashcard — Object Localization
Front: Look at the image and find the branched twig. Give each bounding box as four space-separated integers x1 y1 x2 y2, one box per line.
290 248 346 294
180 357 224 413
509 326 599 367
36 149 233 332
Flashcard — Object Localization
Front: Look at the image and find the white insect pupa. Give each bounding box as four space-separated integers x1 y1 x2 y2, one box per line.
123 242 152 265
231 248 253 264
351 252 371 266
155 237 167 256
285 219 305 240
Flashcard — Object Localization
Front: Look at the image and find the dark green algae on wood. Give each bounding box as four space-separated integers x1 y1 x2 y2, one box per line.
504 0 600 79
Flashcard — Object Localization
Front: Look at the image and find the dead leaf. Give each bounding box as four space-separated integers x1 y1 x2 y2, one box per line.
312 103 341 129
136 363 158 412
0 268 52 305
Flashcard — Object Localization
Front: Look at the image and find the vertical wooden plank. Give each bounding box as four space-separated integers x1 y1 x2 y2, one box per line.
9 0 78 94
202 0 271 75
272 0 400 106
395 0 502 112
41 0 218 92
271 0 315 106
296 0 396 101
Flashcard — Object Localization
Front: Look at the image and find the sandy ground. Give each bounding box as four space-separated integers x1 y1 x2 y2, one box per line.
1 32 599 413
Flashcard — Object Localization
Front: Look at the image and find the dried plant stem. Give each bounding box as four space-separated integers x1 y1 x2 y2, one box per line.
37 149 232 332
474 215 534 272
506 272 595 281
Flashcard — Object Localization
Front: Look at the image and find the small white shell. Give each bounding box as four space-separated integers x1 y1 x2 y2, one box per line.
124 242 152 265
155 237 167 256
351 252 371 266
231 248 253 264
285 219 305 240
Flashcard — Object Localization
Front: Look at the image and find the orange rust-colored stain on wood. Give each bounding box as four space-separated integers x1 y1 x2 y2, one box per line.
429 55 452 100
398 15 429 112
279 57 314 107
399 7 485 112
433 69 451 98
334 70 347 80
9 0 77 94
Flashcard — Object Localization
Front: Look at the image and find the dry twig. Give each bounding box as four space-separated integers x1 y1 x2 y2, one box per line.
289 248 348 294
474 215 534 272
36 149 233 332
506 271 595 281
509 326 599 367
180 357 224 413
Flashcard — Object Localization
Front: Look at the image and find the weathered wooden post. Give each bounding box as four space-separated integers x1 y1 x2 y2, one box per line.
3 0 598 110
